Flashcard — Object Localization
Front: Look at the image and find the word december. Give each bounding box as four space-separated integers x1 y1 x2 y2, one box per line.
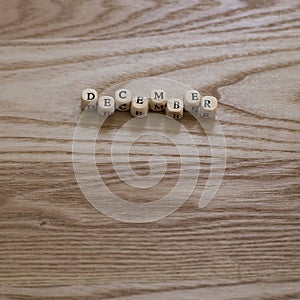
81 88 218 119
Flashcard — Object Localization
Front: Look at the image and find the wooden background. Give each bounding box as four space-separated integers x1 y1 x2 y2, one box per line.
0 0 300 299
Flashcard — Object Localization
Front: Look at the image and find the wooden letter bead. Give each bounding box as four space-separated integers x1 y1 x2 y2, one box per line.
166 98 184 119
115 89 132 111
184 90 201 112
199 96 218 119
97 96 115 117
149 89 167 111
81 88 98 110
130 96 149 117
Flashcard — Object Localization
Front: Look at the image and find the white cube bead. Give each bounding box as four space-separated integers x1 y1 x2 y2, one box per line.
130 96 149 117
115 89 132 111
81 88 98 110
166 98 184 119
149 89 167 111
184 90 201 112
97 96 115 116
199 96 218 119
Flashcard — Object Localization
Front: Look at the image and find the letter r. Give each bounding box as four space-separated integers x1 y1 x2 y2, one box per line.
204 100 211 108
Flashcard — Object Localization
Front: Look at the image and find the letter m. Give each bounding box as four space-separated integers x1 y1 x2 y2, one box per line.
154 91 164 100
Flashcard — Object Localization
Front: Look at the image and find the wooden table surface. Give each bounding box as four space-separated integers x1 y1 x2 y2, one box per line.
0 1 300 299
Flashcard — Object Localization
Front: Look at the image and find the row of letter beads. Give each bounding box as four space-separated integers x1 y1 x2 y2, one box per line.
81 88 218 119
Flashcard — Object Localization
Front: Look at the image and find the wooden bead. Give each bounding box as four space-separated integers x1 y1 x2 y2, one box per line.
184 90 201 112
81 88 98 110
115 89 132 111
97 96 115 117
199 96 218 119
130 96 149 117
166 98 184 119
149 89 167 111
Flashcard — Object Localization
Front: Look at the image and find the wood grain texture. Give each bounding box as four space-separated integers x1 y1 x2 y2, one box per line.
0 0 300 299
